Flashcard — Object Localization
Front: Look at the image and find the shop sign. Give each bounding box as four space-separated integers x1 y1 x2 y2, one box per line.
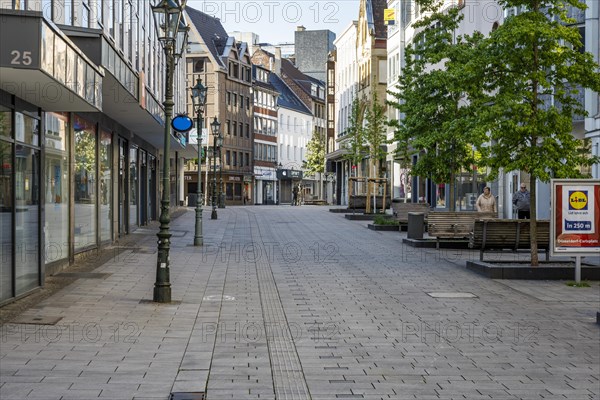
229 176 241 182
171 114 194 133
551 179 600 256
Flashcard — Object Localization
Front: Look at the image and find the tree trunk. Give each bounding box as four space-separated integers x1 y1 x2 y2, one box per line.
530 175 539 266
449 171 455 211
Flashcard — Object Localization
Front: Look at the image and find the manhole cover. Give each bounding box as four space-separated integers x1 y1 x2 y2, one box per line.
11 316 63 325
170 393 205 400
55 272 111 279
203 295 235 301
427 292 477 298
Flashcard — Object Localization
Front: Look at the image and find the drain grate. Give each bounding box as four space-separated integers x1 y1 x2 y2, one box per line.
170 393 205 400
11 316 63 325
202 295 235 301
55 272 111 279
427 292 477 298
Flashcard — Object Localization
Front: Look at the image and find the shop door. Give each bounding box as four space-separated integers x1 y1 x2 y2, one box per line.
118 139 127 236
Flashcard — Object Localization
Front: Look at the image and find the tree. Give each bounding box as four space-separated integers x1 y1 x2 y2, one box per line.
473 0 600 265
388 1 486 210
364 91 388 179
343 96 368 176
304 129 326 199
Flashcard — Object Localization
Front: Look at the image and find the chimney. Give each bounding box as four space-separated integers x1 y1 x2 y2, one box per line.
273 47 282 75
296 25 305 32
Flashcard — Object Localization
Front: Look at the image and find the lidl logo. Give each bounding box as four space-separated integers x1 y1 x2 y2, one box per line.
568 190 588 210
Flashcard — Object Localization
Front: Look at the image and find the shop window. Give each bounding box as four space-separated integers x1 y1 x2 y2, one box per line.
0 139 13 301
44 112 69 264
99 131 112 242
73 115 97 251
129 147 138 228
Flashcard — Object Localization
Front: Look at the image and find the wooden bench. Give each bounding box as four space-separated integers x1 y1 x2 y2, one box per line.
469 219 550 261
428 211 497 248
391 202 430 223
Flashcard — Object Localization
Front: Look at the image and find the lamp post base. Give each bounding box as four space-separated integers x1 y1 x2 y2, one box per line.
153 285 172 303
211 209 218 220
194 201 203 246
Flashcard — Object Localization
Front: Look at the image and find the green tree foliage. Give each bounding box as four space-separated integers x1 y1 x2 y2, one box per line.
388 0 486 210
473 0 600 264
343 96 367 174
364 91 388 178
304 129 326 176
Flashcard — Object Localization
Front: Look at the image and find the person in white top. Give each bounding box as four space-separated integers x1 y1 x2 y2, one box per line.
476 186 496 213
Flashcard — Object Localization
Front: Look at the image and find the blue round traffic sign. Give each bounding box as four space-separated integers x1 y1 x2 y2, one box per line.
171 114 194 133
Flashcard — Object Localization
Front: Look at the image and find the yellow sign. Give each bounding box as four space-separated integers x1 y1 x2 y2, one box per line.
384 9 396 25
569 191 588 210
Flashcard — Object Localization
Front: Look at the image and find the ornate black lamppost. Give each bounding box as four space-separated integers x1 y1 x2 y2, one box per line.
210 117 222 220
190 78 207 246
151 0 188 303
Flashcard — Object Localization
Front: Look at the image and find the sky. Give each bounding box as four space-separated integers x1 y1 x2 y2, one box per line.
186 0 360 43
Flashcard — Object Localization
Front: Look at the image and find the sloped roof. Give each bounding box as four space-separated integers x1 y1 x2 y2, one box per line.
252 65 278 93
269 73 311 115
368 0 387 39
280 58 324 101
185 6 229 68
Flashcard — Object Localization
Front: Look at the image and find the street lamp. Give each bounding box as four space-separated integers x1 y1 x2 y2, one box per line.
275 162 282 205
210 117 222 220
151 0 186 303
190 78 207 246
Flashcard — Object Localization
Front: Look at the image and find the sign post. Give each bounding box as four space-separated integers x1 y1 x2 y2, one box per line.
550 179 600 283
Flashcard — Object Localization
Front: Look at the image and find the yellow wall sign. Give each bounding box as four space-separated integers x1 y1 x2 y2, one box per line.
384 9 396 25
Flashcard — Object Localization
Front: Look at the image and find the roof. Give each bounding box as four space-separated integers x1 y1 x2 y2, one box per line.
280 58 325 102
252 65 278 93
368 0 387 39
269 74 311 115
185 6 229 68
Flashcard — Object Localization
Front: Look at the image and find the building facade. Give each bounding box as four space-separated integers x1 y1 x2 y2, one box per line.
252 65 279 205
269 73 313 204
328 21 358 206
185 6 254 206
585 0 600 179
0 0 189 304
294 26 336 82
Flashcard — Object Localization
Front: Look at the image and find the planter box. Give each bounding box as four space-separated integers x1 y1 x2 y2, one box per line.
466 260 600 280
367 224 399 231
349 195 391 209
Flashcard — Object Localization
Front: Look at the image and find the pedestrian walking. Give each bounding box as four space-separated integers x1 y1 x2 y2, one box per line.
512 183 530 219
476 186 496 213
292 185 298 206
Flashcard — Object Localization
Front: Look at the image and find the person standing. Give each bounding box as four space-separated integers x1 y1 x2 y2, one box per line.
476 186 496 213
512 183 531 219
292 184 298 206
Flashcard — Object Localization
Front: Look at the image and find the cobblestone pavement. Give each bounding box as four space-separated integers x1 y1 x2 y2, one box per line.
1 206 599 400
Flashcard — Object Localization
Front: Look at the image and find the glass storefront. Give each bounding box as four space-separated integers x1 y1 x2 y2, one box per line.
14 111 41 296
44 112 69 264
129 147 138 228
0 138 13 302
99 130 112 242
73 116 97 251
15 144 40 295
